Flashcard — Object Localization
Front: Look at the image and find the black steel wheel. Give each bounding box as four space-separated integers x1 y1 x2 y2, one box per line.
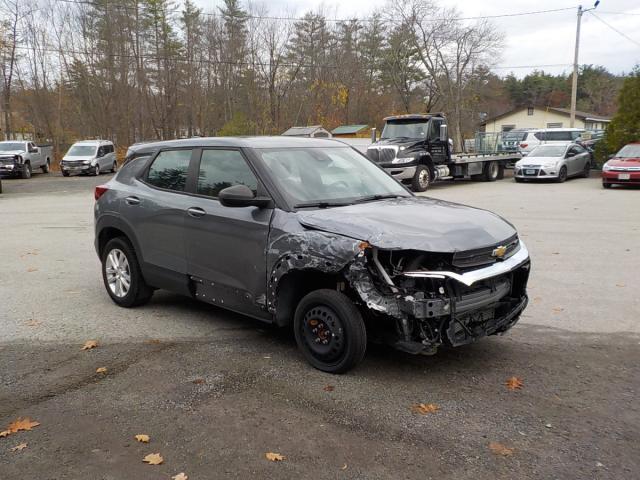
294 289 366 374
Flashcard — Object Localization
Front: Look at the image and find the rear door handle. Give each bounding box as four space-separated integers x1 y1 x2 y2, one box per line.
125 196 140 206
187 207 206 218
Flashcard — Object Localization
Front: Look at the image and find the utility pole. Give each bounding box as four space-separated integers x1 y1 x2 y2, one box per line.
570 1 600 127
569 6 583 128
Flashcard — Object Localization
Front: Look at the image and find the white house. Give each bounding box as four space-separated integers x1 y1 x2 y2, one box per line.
482 106 610 133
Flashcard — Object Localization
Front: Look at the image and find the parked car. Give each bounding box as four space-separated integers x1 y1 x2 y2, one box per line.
94 137 531 373
602 142 640 188
0 141 53 178
60 140 117 176
501 129 533 152
514 143 591 182
518 128 585 155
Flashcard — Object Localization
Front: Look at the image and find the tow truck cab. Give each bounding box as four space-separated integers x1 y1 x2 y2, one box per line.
366 113 520 192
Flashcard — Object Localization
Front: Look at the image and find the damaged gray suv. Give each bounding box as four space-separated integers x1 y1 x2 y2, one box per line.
94 137 530 373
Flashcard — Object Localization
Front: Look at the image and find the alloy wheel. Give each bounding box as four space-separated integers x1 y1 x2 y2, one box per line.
105 248 131 298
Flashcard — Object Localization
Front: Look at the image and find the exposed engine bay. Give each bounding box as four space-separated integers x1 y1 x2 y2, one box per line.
345 239 530 355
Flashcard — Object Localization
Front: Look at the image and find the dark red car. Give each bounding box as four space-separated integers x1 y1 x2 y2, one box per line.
602 142 640 188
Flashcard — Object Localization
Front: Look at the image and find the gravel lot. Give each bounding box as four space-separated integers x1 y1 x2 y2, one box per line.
1 171 638 479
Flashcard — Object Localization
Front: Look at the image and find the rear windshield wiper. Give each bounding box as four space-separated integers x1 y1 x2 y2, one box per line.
293 201 353 209
353 194 404 204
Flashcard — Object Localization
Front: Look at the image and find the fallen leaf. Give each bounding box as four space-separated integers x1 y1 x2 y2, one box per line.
489 442 514 456
341 464 348 470
7 418 40 433
0 430 10 437
11 443 28 452
192 378 205 385
135 434 150 443
323 385 335 392
411 403 440 415
26 267 38 272
172 473 188 480
265 452 285 462
552 307 564 313
616 283 626 288
82 340 98 350
24 319 42 327
142 453 163 465
505 377 524 391
96 367 108 374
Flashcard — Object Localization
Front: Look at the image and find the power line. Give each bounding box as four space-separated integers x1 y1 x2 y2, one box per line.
588 11 640 48
597 10 640 16
11 43 574 72
54 0 576 23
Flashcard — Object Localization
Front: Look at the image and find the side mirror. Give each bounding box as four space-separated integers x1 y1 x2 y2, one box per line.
439 124 448 142
218 184 271 208
566 151 576 158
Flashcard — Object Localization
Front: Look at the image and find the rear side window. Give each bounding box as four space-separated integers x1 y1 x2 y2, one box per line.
197 149 257 198
146 149 192 192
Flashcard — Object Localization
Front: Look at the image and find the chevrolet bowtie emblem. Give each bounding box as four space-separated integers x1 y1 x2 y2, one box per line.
492 245 507 258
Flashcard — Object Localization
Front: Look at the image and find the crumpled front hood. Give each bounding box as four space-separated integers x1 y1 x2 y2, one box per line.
297 197 517 252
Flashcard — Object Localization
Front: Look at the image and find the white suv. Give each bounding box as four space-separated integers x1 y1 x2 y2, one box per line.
519 128 585 155
61 140 117 176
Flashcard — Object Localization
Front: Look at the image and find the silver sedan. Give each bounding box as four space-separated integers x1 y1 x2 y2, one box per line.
514 143 591 183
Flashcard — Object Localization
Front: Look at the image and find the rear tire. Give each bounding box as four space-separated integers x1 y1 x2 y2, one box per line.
101 237 153 308
93 164 100 176
483 161 499 181
41 159 50 173
111 161 118 173
581 162 590 178
411 165 430 192
294 289 367 374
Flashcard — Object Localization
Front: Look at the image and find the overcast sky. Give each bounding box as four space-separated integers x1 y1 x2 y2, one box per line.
194 0 640 77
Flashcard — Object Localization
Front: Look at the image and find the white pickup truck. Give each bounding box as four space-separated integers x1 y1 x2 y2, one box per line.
0 141 53 179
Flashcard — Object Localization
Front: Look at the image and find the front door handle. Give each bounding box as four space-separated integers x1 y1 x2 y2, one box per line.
125 196 140 206
187 207 206 218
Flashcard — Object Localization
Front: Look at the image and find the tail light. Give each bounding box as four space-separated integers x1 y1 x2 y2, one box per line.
95 185 109 201
520 143 528 148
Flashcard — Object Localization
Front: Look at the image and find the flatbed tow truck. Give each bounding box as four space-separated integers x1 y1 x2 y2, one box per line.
341 113 522 191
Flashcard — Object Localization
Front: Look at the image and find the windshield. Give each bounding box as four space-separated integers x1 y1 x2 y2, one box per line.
67 145 97 156
0 142 25 151
258 147 409 207
528 145 567 157
381 120 428 140
503 131 527 141
615 144 640 158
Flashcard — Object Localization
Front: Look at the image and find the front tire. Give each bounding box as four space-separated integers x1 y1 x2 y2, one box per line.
101 237 153 307
21 162 32 179
556 166 567 183
603 182 612 189
515 177 525 183
294 289 367 374
411 165 430 192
